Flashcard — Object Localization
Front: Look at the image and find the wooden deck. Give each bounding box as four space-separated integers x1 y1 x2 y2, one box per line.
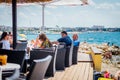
44 62 93 80
78 53 93 62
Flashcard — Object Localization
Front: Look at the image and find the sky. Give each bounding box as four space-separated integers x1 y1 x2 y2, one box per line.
0 0 120 28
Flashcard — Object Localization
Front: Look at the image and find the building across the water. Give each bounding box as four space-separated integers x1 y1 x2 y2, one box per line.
0 25 120 35
92 25 105 29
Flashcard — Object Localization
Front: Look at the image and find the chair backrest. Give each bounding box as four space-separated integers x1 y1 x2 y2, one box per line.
72 46 79 64
56 44 66 70
59 42 66 48
0 42 2 48
0 49 26 72
18 40 27 42
69 42 74 66
30 46 58 77
15 42 27 50
53 45 58 73
27 55 52 80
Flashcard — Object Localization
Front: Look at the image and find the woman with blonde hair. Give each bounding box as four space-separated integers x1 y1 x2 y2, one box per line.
33 37 41 48
39 33 52 48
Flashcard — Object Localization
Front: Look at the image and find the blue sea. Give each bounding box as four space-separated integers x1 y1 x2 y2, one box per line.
18 32 120 46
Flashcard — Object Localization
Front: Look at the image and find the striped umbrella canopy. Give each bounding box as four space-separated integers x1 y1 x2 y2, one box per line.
0 0 53 3
49 0 88 6
0 0 89 49
0 0 88 5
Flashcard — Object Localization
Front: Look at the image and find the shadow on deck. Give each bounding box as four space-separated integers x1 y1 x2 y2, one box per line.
44 62 93 80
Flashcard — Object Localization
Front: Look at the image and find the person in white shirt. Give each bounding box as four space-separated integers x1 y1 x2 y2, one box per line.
0 32 10 50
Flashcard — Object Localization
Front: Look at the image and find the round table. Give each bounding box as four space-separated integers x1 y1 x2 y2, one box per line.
0 63 20 80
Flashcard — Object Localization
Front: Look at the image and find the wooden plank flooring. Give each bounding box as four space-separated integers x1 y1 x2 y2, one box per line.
44 62 93 80
78 53 93 62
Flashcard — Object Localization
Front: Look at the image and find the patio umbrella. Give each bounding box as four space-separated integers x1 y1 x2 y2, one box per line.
0 0 89 49
39 0 88 32
49 0 88 6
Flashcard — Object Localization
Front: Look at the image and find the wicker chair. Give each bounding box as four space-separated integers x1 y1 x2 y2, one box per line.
0 49 26 80
0 49 26 72
56 43 66 70
15 42 27 50
72 46 79 64
0 42 2 48
30 46 58 77
6 55 52 80
65 42 73 67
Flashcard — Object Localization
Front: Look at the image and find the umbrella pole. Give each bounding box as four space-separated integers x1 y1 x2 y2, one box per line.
12 0 17 49
41 4 45 33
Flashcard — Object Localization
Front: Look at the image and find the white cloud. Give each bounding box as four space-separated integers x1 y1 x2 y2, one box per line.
111 11 120 15
30 13 37 16
95 3 115 9
23 7 31 12
18 12 28 18
88 0 96 6
0 15 4 20
45 10 52 15
0 2 120 28
47 5 58 9
115 2 120 6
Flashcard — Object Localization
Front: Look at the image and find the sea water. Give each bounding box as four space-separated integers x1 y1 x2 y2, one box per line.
18 32 120 46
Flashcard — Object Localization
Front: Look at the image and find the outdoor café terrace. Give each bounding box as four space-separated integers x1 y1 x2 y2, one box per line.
0 41 96 80
0 0 97 80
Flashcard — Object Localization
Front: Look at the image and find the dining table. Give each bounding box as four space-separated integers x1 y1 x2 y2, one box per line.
0 63 20 80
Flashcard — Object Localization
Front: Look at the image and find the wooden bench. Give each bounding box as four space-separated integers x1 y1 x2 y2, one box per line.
91 47 102 71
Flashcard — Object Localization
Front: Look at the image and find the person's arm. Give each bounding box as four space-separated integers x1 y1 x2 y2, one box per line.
51 38 63 45
40 46 45 49
51 41 59 45
57 37 64 42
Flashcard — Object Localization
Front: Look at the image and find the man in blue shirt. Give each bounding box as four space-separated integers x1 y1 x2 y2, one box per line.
57 31 72 46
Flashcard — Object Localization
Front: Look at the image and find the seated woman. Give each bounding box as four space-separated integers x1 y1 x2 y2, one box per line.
0 32 12 50
33 37 41 48
8 32 13 45
72 33 80 46
39 33 52 48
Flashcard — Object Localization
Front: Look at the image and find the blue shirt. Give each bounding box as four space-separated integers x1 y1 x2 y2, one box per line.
1 40 10 50
57 36 72 46
73 40 80 46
